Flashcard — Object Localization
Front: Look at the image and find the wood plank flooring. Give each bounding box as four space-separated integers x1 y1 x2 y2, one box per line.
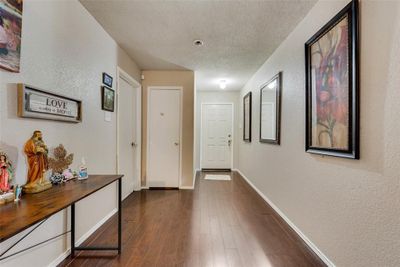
59 171 326 267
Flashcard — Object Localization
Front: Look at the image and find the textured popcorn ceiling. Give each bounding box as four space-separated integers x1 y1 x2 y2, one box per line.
80 0 316 91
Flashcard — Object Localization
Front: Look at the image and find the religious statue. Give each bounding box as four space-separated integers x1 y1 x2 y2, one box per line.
0 151 14 193
23 131 52 193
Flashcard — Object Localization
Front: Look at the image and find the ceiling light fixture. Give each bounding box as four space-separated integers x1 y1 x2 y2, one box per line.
193 39 204 46
219 80 227 89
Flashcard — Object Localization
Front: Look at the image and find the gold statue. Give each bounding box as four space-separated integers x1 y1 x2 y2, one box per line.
23 131 52 193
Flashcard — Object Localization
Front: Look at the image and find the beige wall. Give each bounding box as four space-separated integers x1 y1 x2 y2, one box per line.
117 48 141 83
0 0 141 266
195 91 240 170
141 70 195 187
238 1 400 266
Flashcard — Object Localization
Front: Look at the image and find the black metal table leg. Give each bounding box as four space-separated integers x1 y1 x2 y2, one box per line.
70 179 122 258
118 177 122 254
71 203 75 258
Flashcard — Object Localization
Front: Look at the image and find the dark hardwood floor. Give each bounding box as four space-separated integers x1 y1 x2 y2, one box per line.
59 171 326 267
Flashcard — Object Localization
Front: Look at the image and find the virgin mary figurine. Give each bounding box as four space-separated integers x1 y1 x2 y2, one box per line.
0 151 14 193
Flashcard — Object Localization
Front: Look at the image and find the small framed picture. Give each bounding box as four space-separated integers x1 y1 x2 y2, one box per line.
102 86 115 112
102 72 113 88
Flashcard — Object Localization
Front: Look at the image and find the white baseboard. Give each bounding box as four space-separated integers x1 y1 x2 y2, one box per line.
76 208 118 246
179 169 198 190
48 249 70 267
48 208 118 267
179 186 194 190
234 169 335 267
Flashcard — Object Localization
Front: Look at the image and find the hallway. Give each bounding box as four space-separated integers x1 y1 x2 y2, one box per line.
60 172 325 267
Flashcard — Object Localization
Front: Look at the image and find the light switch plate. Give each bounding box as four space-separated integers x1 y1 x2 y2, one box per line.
104 111 111 122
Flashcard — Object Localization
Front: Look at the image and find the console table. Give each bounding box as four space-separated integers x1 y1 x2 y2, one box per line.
0 175 123 261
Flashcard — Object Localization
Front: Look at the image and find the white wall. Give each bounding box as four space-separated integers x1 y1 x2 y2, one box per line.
195 90 240 170
0 0 140 266
237 1 400 266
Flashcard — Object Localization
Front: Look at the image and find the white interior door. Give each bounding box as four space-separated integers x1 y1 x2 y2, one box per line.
147 88 181 187
118 77 137 199
201 103 233 169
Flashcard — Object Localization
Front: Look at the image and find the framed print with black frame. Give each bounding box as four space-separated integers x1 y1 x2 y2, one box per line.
101 86 115 112
260 72 282 145
243 91 252 142
102 72 113 88
305 0 359 159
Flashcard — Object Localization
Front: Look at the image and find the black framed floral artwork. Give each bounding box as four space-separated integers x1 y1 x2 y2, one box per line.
305 0 359 159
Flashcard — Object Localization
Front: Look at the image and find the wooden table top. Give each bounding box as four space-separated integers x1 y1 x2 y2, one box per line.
0 175 123 242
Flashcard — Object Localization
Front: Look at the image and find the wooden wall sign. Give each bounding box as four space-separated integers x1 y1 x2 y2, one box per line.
17 84 82 123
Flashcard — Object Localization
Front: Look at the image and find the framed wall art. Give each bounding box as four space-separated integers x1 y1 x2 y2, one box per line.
260 72 281 144
0 0 23 72
102 86 115 112
305 0 359 159
102 72 113 88
17 84 82 123
243 91 252 142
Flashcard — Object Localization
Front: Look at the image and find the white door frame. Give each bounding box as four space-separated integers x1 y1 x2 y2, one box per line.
146 86 183 188
200 102 234 170
116 66 142 192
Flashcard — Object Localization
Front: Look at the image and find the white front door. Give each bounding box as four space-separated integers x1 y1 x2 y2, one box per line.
201 103 233 169
147 88 181 188
118 77 138 199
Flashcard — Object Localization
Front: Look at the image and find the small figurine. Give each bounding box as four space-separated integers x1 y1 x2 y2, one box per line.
0 151 14 193
62 169 75 181
14 185 22 201
23 131 52 193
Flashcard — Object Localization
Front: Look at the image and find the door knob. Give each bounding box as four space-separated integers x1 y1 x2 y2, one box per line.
228 140 232 146
131 142 137 147
174 142 179 146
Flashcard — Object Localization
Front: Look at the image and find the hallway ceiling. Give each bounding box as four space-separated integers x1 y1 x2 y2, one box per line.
80 0 316 91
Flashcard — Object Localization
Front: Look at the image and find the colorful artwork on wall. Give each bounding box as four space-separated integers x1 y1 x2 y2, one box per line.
0 0 23 72
305 0 359 159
